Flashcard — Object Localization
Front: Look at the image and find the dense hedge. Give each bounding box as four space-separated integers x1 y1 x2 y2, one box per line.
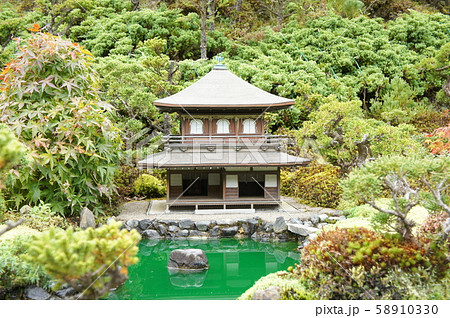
281 164 342 208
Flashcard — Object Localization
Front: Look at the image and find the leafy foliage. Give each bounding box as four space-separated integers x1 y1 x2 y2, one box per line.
0 125 25 176
34 0 134 36
0 31 122 216
300 98 422 172
94 38 183 141
0 125 26 218
341 155 450 240
0 235 50 296
70 7 230 60
295 227 448 299
114 165 141 199
133 173 166 198
281 164 342 208
370 77 422 125
24 221 140 300
0 3 43 66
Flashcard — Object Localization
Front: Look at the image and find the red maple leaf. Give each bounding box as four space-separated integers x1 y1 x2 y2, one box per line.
28 23 40 32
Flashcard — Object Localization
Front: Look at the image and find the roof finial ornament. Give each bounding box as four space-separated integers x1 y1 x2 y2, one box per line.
213 53 227 70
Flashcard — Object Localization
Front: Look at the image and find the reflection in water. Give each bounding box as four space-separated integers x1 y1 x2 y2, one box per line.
108 239 300 300
169 270 208 288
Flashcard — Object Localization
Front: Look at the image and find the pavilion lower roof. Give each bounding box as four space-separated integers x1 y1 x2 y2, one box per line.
137 148 311 169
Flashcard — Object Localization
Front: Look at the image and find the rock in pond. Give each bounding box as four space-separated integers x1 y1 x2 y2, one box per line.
247 218 258 234
167 249 209 271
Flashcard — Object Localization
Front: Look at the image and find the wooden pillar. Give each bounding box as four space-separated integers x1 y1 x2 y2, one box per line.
222 169 226 199
277 167 281 200
167 170 171 200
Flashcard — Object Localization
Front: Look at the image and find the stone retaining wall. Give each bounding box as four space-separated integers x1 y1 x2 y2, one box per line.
113 214 346 244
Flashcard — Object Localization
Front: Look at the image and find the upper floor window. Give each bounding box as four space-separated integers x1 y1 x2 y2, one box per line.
242 119 256 134
190 119 203 134
216 119 230 134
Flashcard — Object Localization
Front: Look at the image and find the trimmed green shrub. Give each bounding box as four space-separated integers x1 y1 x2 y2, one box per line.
0 235 50 297
281 164 342 208
24 221 140 300
133 174 166 199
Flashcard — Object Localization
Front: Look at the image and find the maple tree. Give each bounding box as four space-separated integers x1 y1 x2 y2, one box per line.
0 29 121 216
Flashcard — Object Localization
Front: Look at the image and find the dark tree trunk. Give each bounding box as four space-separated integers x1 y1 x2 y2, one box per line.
168 60 178 85
163 113 171 135
443 77 450 98
276 0 284 26
131 0 140 10
235 0 243 11
200 0 208 59
354 134 373 167
208 0 216 31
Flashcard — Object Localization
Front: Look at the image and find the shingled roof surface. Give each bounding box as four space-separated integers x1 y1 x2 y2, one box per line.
138 148 310 169
154 65 294 109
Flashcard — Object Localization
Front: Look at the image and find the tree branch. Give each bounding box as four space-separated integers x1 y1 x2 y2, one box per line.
421 177 450 217
363 197 400 218
436 65 450 72
0 219 25 237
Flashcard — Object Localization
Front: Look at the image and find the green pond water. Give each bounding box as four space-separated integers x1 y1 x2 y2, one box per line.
107 239 300 300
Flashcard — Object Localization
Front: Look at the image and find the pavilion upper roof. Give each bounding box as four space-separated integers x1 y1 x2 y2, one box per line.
154 65 295 112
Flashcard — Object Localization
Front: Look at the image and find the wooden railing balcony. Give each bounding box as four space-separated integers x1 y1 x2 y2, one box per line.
162 134 294 151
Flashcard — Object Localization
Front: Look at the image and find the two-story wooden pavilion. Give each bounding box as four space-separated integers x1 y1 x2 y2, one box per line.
138 61 310 213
